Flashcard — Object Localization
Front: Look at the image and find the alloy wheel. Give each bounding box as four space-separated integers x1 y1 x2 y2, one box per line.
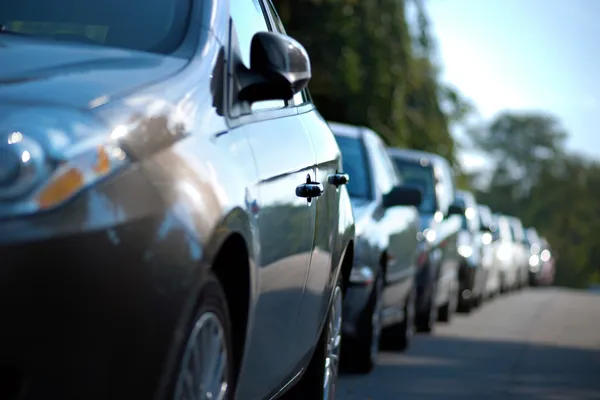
323 285 343 400
370 280 383 360
174 312 229 400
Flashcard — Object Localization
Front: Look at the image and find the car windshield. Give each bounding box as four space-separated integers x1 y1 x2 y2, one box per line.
334 136 373 200
1 0 191 54
391 158 437 213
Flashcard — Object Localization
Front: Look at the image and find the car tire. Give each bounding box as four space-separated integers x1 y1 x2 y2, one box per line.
173 273 235 400
438 302 451 322
343 276 383 374
415 284 437 333
285 274 343 399
381 286 415 352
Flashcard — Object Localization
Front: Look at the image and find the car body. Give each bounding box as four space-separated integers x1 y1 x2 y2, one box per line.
528 231 555 286
330 122 421 373
387 148 464 328
507 216 530 288
525 227 544 285
0 1 355 399
492 214 520 292
453 190 491 310
478 204 501 297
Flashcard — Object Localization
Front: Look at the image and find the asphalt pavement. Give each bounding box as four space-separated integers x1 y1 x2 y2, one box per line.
338 287 600 400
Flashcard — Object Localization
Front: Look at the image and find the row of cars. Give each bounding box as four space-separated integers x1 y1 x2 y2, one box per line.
0 0 555 398
330 122 556 374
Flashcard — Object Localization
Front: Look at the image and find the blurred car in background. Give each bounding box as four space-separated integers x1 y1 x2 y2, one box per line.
537 236 556 286
0 1 356 399
453 191 491 311
493 214 520 293
525 227 545 286
507 216 530 289
388 148 464 331
478 204 501 298
330 122 422 373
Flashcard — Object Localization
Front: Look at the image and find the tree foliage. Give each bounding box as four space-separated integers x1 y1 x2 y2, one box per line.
471 112 600 288
274 0 467 163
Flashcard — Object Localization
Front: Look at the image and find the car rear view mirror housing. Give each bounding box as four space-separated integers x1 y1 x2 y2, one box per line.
238 32 311 103
383 185 422 208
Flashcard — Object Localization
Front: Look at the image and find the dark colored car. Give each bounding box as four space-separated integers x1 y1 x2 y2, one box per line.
330 122 422 373
0 1 355 399
387 148 464 331
454 190 491 311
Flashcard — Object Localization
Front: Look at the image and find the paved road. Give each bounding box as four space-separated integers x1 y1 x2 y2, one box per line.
338 287 600 400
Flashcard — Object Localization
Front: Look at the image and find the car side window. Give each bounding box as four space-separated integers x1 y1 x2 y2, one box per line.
364 133 394 196
440 163 454 214
262 0 308 107
231 0 285 112
376 141 401 187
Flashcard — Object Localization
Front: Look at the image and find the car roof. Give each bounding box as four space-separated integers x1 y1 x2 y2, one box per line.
387 147 449 167
327 121 366 139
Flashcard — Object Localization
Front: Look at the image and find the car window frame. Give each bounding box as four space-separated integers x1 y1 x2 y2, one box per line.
226 0 313 128
261 0 311 108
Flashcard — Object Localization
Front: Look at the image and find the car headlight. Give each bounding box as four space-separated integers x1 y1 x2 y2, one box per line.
540 249 551 262
0 109 128 220
529 254 540 271
497 244 511 261
458 245 473 258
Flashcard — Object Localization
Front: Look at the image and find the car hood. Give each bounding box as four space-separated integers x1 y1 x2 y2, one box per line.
0 36 188 108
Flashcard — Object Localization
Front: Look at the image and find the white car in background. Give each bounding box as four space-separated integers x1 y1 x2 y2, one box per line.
478 205 501 298
492 214 520 292
507 216 531 289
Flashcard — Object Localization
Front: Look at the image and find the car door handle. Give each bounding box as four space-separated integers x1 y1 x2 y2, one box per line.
328 173 349 187
296 182 323 198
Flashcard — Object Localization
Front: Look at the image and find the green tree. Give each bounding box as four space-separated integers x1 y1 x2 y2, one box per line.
275 0 470 165
471 111 599 288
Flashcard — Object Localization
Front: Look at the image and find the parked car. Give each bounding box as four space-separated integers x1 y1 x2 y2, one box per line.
525 227 545 286
536 236 556 286
453 190 491 311
492 214 520 293
507 216 530 289
478 204 501 298
387 148 464 330
330 122 422 373
0 1 356 399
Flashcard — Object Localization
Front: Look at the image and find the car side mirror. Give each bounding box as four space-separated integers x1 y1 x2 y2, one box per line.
238 32 311 103
447 202 465 217
383 185 422 208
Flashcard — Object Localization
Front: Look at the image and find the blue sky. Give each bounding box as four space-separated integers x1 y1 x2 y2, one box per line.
425 0 599 170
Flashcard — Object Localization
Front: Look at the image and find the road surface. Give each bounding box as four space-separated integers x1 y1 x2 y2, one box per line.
338 287 600 400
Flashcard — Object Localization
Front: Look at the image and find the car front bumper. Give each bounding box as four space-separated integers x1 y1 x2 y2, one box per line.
0 171 200 400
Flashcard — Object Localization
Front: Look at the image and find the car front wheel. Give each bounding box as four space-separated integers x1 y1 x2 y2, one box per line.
173 274 234 400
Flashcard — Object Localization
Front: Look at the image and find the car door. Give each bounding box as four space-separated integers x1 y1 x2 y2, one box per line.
228 1 317 398
260 0 340 356
364 131 415 309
